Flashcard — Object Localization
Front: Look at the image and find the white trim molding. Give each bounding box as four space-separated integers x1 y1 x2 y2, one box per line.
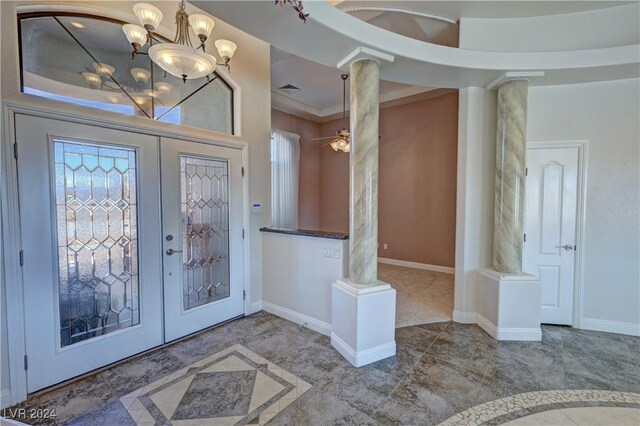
337 47 395 70
452 310 477 324
580 318 640 337
247 301 263 316
262 301 332 337
476 313 542 341
1 389 12 410
330 333 396 368
378 257 454 274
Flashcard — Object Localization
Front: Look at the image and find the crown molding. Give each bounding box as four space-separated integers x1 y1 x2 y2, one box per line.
272 86 456 123
487 71 545 90
337 47 395 70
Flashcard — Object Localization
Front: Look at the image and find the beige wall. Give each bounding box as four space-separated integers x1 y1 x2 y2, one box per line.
271 109 322 230
320 92 459 267
273 92 459 268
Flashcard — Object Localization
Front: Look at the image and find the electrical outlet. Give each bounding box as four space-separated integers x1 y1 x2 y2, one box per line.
383 243 388 250
323 247 340 259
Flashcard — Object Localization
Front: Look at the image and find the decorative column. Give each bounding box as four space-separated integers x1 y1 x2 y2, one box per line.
476 73 542 342
493 79 528 274
331 48 396 367
349 59 380 285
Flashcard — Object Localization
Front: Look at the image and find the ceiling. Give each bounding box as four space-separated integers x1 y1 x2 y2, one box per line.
271 46 434 121
331 1 635 21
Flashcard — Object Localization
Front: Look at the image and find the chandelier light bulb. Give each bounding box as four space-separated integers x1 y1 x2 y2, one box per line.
92 62 115 76
122 24 147 48
143 89 157 98
133 3 163 32
155 82 172 92
215 39 237 61
82 72 101 88
189 14 215 39
130 67 151 83
106 95 120 104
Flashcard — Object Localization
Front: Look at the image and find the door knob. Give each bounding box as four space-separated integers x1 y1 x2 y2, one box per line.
557 244 575 251
165 248 183 256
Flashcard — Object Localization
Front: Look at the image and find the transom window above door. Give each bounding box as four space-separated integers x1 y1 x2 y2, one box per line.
18 12 235 135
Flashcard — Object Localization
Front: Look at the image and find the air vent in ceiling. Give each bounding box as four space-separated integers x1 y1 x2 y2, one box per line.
278 84 300 94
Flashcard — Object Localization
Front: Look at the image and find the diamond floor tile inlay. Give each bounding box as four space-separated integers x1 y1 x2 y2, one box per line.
120 344 311 425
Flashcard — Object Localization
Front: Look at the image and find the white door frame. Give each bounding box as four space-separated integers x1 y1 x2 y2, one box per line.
526 140 589 329
1 100 251 406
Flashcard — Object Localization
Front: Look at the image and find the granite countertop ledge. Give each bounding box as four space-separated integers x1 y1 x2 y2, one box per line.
259 227 349 240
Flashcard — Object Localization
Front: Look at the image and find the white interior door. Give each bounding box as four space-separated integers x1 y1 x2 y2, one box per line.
524 146 579 325
16 115 164 392
160 137 244 342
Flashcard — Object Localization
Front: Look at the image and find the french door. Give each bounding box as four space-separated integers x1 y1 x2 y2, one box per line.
15 115 244 392
160 138 244 342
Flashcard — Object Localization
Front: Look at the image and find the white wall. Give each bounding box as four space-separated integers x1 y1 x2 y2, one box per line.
453 87 496 321
460 4 640 52
527 79 640 332
1 0 271 405
262 232 349 335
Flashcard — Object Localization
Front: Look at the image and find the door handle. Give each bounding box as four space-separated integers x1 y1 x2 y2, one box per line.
165 248 183 256
556 244 575 251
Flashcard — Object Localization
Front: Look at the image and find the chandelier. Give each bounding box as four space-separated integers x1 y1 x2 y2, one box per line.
122 1 237 83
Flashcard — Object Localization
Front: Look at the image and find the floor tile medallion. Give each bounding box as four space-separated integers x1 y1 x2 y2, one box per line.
438 390 640 426
119 344 311 425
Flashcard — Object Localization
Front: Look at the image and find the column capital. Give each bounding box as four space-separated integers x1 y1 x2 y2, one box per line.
337 47 394 71
487 71 544 90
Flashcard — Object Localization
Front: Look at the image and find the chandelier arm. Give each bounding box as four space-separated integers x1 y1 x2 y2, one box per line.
53 17 151 118
149 36 156 118
155 74 219 121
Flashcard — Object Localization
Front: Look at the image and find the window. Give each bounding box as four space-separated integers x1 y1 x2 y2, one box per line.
18 13 234 134
270 130 300 229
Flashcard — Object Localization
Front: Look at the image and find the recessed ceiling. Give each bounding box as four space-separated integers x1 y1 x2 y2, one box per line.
271 46 433 119
332 1 635 21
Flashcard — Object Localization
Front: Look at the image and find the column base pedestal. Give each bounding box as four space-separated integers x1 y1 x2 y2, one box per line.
331 278 396 367
477 268 542 341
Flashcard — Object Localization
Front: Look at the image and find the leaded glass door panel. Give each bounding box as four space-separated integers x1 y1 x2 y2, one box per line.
161 138 244 342
16 115 163 392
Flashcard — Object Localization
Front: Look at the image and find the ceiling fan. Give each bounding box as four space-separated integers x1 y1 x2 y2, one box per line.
313 74 351 153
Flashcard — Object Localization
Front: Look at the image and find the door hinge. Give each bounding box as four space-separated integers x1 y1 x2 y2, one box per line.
19 250 24 267
241 167 245 177
242 229 245 239
523 233 527 242
243 290 246 300
525 167 528 176
24 354 28 371
13 142 18 160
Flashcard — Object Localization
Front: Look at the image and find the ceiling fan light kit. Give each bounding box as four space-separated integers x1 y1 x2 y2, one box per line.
124 0 238 82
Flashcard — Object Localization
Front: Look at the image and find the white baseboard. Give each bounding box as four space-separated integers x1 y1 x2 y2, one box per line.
247 301 263 315
378 257 454 274
1 388 11 410
330 332 396 368
476 314 542 341
452 310 477 324
580 318 640 337
262 301 332 336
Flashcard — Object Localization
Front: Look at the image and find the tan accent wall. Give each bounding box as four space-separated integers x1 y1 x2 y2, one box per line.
271 90 458 267
271 109 322 230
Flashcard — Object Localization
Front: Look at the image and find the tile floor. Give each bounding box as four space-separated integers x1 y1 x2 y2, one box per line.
5 312 640 425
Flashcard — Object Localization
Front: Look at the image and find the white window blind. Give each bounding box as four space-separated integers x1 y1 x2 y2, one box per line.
270 129 300 228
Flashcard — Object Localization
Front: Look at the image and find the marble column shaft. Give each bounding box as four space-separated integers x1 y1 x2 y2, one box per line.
349 59 380 285
493 79 528 274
